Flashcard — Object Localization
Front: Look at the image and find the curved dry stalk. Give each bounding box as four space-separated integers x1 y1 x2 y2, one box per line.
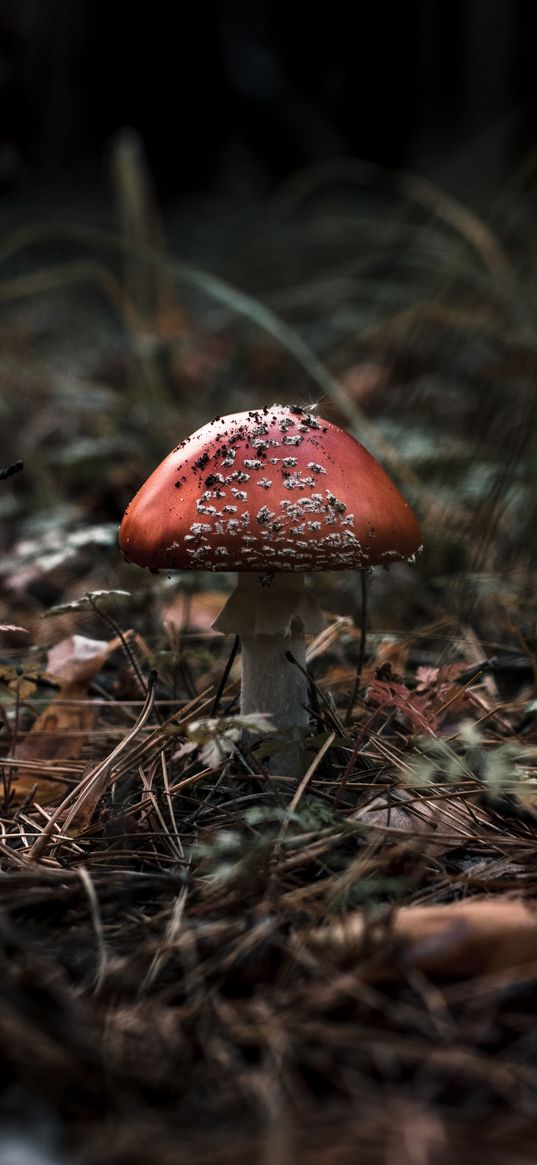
273 157 515 290
28 677 157 862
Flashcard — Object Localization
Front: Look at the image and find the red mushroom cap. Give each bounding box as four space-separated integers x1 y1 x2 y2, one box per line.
119 405 421 572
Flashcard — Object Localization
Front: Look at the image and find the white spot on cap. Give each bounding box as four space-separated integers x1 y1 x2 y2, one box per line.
256 506 275 524
283 474 315 490
227 471 249 483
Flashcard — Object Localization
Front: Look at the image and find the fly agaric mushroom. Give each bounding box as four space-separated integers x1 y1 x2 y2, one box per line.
119 405 421 774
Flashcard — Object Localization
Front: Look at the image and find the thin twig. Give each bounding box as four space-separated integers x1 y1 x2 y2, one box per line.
289 732 337 814
285 649 352 744
88 593 151 701
211 635 240 716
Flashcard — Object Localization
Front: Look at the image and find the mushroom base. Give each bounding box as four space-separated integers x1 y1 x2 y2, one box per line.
241 628 309 777
213 573 324 778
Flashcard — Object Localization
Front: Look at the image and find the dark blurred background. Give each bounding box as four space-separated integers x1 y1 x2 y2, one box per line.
0 0 536 203
2 0 537 644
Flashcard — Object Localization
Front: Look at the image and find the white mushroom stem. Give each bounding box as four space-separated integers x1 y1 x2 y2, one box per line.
241 625 308 721
213 573 324 776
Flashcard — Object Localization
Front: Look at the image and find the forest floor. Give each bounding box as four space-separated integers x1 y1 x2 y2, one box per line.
1 160 537 1163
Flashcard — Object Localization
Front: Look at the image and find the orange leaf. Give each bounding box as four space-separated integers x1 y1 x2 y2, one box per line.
302 899 537 981
366 678 438 735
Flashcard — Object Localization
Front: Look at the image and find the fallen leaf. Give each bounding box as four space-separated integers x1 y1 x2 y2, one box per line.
14 682 98 765
9 634 121 804
354 789 489 856
47 634 121 684
299 898 537 980
366 678 438 735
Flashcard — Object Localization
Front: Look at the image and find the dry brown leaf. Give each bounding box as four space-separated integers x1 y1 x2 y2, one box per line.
10 634 121 804
300 898 537 980
354 789 485 856
47 633 121 684
14 682 98 763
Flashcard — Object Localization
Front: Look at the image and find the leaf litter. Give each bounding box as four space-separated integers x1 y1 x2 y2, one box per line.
1 167 537 1163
